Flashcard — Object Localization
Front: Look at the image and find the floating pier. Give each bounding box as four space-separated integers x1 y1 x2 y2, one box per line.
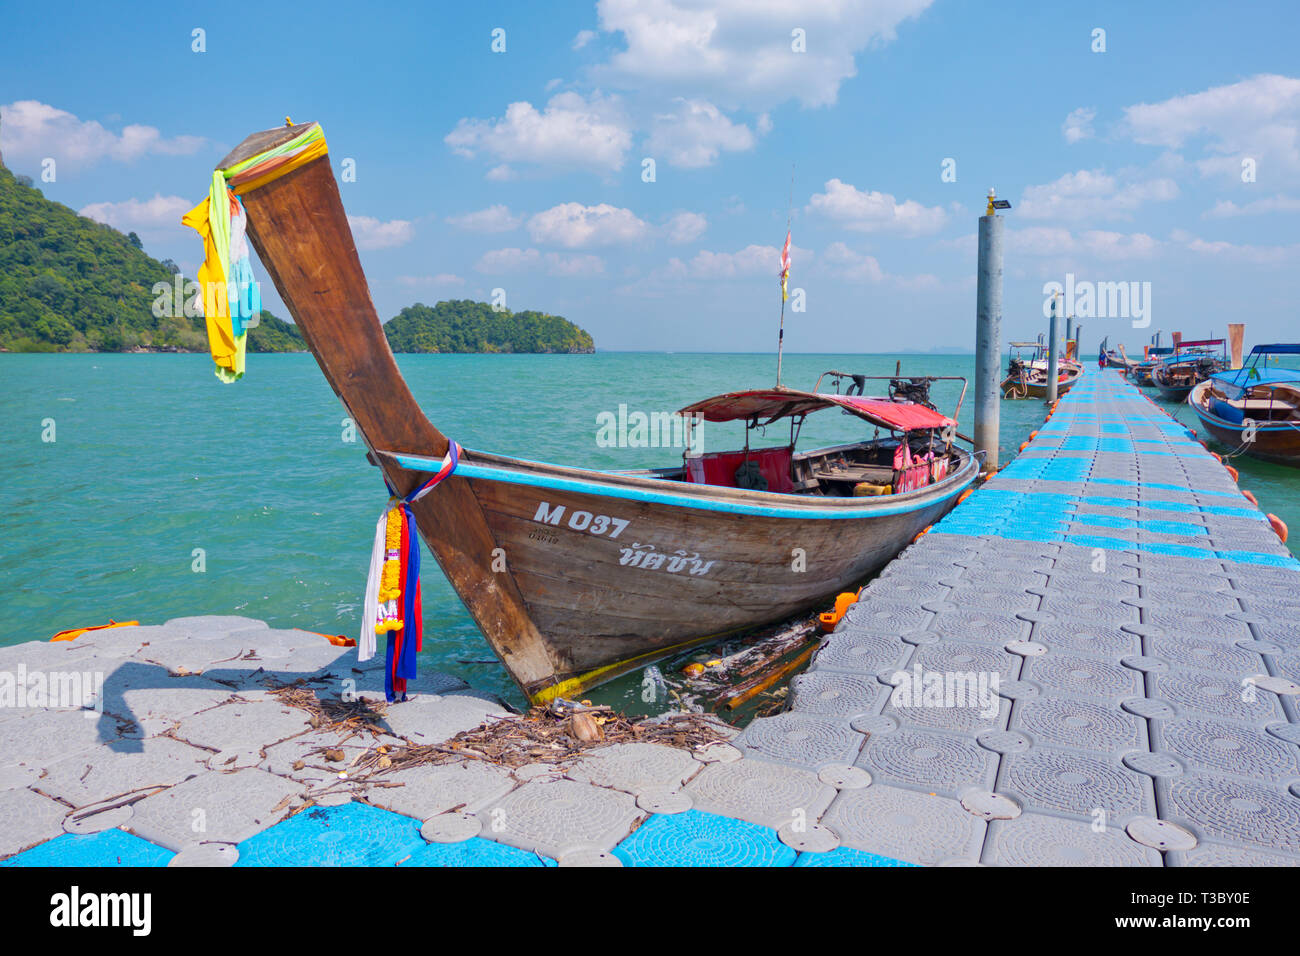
3 369 1298 866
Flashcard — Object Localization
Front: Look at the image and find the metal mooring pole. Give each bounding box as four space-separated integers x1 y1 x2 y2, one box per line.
1047 292 1062 404
975 188 1007 473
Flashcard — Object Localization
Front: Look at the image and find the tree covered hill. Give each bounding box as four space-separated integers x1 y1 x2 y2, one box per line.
0 165 302 353
0 168 592 355
383 300 595 353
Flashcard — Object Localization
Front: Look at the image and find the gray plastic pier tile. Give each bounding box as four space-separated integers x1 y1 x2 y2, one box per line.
856 727 997 796
732 712 865 770
908 639 1021 681
1159 772 1300 854
811 629 910 675
983 812 1161 866
1149 667 1284 722
128 767 300 851
1141 633 1264 675
172 696 314 751
1154 717 1294 785
475 778 642 857
998 746 1156 823
927 608 1028 644
1030 621 1141 657
844 599 930 632
377 694 510 745
163 615 272 638
1024 650 1143 700
788 671 883 719
37 736 210 807
1012 696 1145 755
685 759 836 830
1169 843 1300 867
366 761 516 819
821 783 985 865
0 787 69 859
0 708 120 768
566 742 701 794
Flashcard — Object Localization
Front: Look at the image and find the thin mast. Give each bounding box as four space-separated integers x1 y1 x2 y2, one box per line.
775 165 794 386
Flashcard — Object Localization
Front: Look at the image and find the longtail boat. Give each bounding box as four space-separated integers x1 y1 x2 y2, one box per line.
1097 336 1137 371
1150 338 1227 402
209 121 980 703
1127 345 1176 386
1189 344 1300 466
1001 341 1082 399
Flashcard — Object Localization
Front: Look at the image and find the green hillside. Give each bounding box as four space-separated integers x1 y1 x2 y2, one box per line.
384 299 595 353
0 165 303 353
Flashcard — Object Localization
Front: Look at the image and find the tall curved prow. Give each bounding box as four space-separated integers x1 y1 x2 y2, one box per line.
219 122 562 698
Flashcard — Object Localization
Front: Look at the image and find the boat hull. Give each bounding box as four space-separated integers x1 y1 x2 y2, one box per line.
1188 382 1300 466
389 447 978 701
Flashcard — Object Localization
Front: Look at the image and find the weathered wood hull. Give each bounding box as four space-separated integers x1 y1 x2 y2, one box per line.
381 447 977 700
1001 368 1082 399
1189 382 1300 466
221 121 980 703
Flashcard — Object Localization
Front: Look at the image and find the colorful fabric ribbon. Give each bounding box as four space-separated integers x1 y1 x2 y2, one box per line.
182 123 326 382
359 442 461 702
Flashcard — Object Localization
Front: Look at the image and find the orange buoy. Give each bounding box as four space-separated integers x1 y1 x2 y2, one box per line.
1268 514 1288 544
1019 441 1030 452
1243 490 1258 507
1029 430 1038 439
1211 452 1222 461
958 488 974 504
912 524 933 543
1225 465 1239 482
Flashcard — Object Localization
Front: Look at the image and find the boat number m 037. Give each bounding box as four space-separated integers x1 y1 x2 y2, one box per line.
533 501 630 539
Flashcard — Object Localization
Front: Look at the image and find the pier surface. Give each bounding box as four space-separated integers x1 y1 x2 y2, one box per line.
3 370 1299 866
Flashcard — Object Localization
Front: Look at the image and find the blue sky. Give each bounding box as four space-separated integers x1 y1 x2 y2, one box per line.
2 0 1297 352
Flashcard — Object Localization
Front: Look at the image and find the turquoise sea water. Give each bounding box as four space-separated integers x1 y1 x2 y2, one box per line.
2 353 1294 711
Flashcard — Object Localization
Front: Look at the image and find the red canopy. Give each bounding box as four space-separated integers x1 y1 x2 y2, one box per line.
677 388 954 432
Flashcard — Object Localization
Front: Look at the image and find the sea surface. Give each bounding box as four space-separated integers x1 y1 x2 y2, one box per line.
2 353 1295 713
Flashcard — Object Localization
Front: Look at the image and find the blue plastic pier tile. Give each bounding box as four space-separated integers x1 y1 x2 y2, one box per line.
1 829 173 867
234 802 426 867
612 810 796 867
402 837 553 867
794 846 917 867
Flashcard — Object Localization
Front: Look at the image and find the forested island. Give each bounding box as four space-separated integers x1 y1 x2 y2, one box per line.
384 300 595 354
0 165 304 353
0 166 594 355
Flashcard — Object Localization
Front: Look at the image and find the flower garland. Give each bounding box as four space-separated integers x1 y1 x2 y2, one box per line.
359 442 462 702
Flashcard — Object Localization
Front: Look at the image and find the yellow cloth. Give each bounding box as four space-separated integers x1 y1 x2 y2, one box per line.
181 173 245 382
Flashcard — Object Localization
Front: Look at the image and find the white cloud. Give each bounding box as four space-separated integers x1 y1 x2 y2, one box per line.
1121 74 1300 177
526 202 649 248
1171 229 1299 265
1018 169 1179 221
347 215 415 250
663 210 707 243
591 0 934 110
78 194 192 232
822 241 885 281
806 179 947 235
445 204 522 233
475 247 606 277
1062 107 1096 144
0 100 204 170
943 227 1162 262
644 98 756 167
397 273 465 287
1203 194 1300 218
445 91 632 174
572 29 598 49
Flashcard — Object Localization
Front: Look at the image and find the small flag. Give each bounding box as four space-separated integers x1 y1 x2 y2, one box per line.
780 229 791 301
